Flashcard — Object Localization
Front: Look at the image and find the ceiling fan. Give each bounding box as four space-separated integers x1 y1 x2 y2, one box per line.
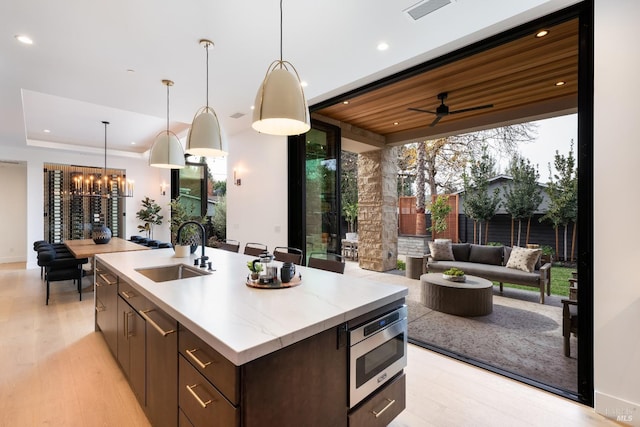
408 92 494 127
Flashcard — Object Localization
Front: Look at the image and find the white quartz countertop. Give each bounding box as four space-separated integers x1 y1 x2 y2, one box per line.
96 247 407 366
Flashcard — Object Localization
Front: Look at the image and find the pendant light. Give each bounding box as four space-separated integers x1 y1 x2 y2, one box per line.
149 79 186 169
73 121 133 198
186 39 226 157
252 0 310 136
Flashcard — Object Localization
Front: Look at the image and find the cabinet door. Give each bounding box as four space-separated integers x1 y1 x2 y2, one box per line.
142 304 178 427
117 295 146 407
95 262 118 356
242 326 348 427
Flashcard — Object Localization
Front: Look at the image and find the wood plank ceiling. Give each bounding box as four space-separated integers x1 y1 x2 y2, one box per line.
312 18 578 149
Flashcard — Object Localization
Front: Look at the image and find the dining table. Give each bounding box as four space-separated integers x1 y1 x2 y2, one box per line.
64 237 150 259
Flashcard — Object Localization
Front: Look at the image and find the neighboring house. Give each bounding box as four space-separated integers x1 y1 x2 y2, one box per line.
448 175 565 249
454 175 550 215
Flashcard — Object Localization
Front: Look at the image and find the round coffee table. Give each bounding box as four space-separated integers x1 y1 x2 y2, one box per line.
420 273 493 316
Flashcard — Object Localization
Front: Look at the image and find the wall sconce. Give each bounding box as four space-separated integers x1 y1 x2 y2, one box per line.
160 182 168 196
233 169 241 186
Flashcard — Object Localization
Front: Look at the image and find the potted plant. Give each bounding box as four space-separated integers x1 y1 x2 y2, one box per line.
343 202 358 240
442 267 466 282
136 196 163 239
169 198 203 254
247 260 263 282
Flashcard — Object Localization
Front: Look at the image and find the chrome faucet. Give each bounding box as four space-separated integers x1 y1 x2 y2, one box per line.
177 220 209 267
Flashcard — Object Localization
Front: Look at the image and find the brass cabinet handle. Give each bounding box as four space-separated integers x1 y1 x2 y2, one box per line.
139 309 176 336
186 384 212 408
95 300 106 312
372 399 395 418
98 273 115 286
121 290 135 299
185 348 212 369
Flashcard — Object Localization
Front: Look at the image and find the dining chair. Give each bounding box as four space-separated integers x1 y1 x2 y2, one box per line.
273 246 304 265
307 252 346 274
217 239 240 253
244 242 268 257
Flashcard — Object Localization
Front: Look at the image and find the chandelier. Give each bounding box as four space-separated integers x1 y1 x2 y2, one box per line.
72 121 134 198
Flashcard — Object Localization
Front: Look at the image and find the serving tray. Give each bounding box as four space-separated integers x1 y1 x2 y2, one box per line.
245 273 302 289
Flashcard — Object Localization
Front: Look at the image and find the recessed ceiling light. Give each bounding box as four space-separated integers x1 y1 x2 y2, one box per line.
555 81 566 86
15 34 33 45
535 30 549 38
250 105 255 110
393 122 399 126
343 101 349 105
131 141 136 145
43 129 50 133
377 42 389 51
126 69 135 73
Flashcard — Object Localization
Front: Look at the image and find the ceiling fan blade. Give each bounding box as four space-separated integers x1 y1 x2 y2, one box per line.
429 115 442 127
449 104 494 115
408 107 437 115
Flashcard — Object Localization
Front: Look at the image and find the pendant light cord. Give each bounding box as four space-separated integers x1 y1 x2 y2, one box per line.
166 83 170 131
279 0 283 62
205 42 209 108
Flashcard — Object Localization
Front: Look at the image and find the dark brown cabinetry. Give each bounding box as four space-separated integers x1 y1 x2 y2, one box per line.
178 324 348 427
117 290 146 406
118 279 178 427
94 261 118 356
348 373 406 427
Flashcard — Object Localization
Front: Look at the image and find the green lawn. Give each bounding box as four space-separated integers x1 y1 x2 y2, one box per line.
497 265 574 297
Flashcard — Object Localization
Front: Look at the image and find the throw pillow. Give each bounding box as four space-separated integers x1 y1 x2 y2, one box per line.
468 244 503 265
451 243 470 262
505 246 542 273
428 240 454 261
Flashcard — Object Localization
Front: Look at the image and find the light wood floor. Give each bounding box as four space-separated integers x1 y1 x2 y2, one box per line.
0 263 620 426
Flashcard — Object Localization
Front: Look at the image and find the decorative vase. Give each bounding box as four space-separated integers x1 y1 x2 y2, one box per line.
174 245 191 258
92 224 112 244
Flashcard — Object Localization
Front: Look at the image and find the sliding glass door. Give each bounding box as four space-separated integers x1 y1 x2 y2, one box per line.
288 121 341 261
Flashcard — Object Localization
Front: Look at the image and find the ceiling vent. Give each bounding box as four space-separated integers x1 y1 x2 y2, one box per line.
404 0 452 21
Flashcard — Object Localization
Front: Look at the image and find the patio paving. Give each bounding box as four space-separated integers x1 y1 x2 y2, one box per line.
342 260 578 393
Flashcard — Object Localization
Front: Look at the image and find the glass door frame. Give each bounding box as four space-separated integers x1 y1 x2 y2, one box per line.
287 120 342 262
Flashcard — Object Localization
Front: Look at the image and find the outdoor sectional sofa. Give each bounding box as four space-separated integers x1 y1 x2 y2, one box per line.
426 242 552 304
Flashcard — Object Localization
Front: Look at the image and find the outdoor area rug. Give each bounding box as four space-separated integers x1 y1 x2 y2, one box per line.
405 284 578 392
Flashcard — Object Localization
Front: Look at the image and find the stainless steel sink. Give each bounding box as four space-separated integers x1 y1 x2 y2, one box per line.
135 264 211 282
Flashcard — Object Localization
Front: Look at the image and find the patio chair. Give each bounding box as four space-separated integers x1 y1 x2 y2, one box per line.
562 275 578 357
273 246 304 265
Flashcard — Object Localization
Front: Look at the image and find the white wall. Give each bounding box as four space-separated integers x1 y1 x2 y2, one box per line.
594 0 640 423
1 143 171 268
0 162 27 263
225 128 288 254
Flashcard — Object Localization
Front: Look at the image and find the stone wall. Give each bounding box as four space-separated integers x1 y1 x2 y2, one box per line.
397 236 431 257
357 147 398 271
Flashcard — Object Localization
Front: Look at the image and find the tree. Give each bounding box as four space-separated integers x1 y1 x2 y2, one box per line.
210 196 227 241
418 123 537 197
541 141 578 261
343 202 358 233
503 155 543 246
428 195 452 237
462 147 501 244
415 141 426 211
136 196 163 239
397 144 417 196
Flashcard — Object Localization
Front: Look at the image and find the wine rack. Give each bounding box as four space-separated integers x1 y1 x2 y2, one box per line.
44 164 127 242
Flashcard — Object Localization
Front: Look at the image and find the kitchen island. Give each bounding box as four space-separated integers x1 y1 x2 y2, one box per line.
94 247 408 427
